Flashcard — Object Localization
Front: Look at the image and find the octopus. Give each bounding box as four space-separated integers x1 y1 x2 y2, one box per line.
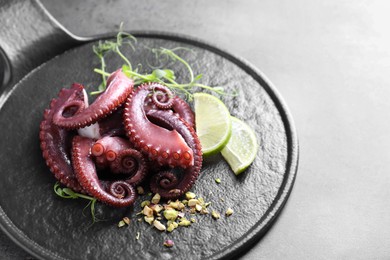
39 69 202 207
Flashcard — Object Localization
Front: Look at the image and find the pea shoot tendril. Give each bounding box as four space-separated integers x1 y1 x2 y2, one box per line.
54 182 101 224
91 27 236 100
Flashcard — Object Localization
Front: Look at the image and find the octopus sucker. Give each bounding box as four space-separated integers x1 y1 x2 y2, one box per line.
147 109 202 199
72 136 136 207
39 85 84 192
123 83 195 168
40 68 203 208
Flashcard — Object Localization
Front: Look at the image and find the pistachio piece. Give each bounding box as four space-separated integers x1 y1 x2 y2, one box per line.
215 178 221 184
151 193 161 204
141 200 150 208
136 186 145 194
195 204 202 212
164 239 174 247
118 220 126 228
167 221 179 232
225 208 234 216
178 218 191 227
123 217 131 225
153 220 166 231
169 200 185 210
185 191 196 200
144 216 154 225
188 199 199 207
142 205 154 217
211 210 220 220
151 204 164 213
164 209 179 221
200 208 209 215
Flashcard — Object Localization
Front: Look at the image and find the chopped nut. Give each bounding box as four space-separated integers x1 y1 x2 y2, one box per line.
150 204 164 213
153 220 166 231
185 191 196 200
225 208 234 216
164 239 174 247
141 200 150 208
211 210 221 220
190 217 196 223
142 205 154 217
136 186 145 194
164 209 179 221
169 200 185 210
215 178 221 184
144 216 154 225
188 199 199 207
195 204 202 212
167 221 179 232
204 202 211 208
178 218 191 227
151 193 161 204
200 208 209 214
118 220 126 228
123 217 131 225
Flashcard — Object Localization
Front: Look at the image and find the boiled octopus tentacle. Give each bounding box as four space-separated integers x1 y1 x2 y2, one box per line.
91 136 133 169
39 85 84 192
98 106 126 137
91 136 148 185
147 109 203 199
123 82 194 168
143 92 195 128
110 149 147 185
72 135 136 207
53 70 134 130
172 96 195 128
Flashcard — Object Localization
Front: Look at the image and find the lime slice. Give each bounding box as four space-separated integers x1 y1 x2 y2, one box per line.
221 117 258 175
194 93 232 156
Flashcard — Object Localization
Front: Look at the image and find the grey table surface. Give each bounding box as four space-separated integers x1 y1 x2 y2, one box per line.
2 0 390 259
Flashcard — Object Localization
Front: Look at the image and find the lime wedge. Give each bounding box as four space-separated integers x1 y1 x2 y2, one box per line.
194 93 232 157
221 117 258 175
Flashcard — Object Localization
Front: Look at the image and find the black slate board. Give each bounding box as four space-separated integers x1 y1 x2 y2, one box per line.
0 34 298 260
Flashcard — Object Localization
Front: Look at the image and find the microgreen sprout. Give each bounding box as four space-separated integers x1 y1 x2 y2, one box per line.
91 23 136 95
53 182 100 224
92 28 236 100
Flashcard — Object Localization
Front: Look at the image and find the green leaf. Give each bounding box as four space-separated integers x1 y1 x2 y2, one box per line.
162 69 175 80
194 74 203 81
152 69 166 79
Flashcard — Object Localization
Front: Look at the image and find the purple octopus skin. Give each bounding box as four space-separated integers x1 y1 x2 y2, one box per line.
72 135 137 207
41 71 201 207
143 92 195 128
123 83 195 169
123 82 202 199
91 136 148 186
146 109 202 199
172 96 195 129
52 69 134 130
40 84 85 192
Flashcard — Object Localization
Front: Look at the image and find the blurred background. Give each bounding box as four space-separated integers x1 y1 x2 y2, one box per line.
3 0 390 259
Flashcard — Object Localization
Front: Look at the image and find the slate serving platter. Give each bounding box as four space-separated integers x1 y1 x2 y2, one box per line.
0 32 298 260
